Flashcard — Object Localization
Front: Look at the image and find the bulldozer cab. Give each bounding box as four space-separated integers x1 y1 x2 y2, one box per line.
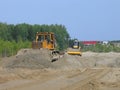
32 32 55 50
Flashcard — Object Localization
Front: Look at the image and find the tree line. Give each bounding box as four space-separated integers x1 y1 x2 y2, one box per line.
0 22 70 57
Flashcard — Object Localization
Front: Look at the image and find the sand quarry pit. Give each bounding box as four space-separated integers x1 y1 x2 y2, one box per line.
0 49 120 90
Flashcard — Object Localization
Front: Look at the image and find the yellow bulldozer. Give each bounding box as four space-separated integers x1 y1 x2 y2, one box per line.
32 32 60 62
32 32 56 50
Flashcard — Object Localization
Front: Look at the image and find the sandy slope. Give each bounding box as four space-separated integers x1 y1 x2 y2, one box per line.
0 49 120 90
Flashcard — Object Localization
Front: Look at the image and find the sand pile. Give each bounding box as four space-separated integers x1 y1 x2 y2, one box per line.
81 52 120 68
5 49 53 69
3 49 120 70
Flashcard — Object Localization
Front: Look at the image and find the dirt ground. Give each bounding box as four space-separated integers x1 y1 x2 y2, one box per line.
0 49 120 90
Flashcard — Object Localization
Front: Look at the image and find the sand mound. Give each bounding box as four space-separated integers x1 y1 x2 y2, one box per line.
5 49 53 69
82 52 120 68
3 49 120 70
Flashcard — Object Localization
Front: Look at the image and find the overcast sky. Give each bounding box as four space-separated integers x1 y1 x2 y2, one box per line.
0 0 120 40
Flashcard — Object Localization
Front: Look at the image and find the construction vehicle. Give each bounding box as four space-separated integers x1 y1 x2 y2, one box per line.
32 32 56 50
32 32 81 58
32 32 61 62
67 40 82 56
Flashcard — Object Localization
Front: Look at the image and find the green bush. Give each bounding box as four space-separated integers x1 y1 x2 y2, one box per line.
0 39 31 57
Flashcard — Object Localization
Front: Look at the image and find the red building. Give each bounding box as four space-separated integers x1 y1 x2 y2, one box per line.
82 41 98 45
